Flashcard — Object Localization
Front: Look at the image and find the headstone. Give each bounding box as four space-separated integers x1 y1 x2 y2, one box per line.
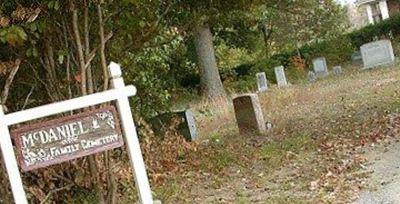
256 72 268 92
333 66 342 75
233 94 266 135
351 51 363 65
307 71 317 83
312 57 328 77
360 39 395 69
274 66 288 87
150 110 198 141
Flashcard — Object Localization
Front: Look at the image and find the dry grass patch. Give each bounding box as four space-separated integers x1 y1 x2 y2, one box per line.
154 63 400 203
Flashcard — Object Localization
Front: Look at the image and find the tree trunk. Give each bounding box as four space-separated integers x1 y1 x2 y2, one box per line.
0 59 21 204
193 23 226 100
84 1 94 94
97 4 116 204
261 23 272 57
71 4 87 96
97 4 109 91
71 2 105 203
1 59 21 111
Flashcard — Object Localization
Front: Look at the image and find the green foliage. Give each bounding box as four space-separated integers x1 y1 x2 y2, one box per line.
250 0 349 53
224 75 256 93
300 35 355 66
0 25 27 46
215 39 255 73
123 30 184 119
164 0 267 27
348 13 400 48
222 32 353 91
252 58 280 82
246 12 400 87
250 57 303 84
69 188 98 204
46 0 60 10
262 133 313 168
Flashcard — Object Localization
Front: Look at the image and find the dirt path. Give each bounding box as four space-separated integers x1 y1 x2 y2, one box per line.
355 139 400 204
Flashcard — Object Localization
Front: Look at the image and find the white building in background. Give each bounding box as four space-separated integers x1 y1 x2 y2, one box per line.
355 0 400 24
346 2 369 29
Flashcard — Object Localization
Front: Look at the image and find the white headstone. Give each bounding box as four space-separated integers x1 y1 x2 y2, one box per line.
333 66 342 75
274 66 288 87
312 57 328 77
256 72 268 92
360 40 395 69
307 71 317 83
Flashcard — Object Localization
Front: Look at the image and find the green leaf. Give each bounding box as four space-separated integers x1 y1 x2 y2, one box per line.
54 1 60 10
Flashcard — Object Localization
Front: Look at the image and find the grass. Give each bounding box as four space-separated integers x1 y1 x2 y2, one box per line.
151 62 400 203
261 133 314 168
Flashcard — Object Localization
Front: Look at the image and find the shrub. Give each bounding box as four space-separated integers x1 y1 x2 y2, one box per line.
348 13 400 48
300 35 355 66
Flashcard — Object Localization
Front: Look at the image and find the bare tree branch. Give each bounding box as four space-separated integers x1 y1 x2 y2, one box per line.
21 85 35 110
84 32 113 70
40 184 74 204
1 59 21 112
70 0 87 96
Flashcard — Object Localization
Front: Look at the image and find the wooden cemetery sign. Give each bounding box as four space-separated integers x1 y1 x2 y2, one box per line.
12 106 123 172
0 62 153 204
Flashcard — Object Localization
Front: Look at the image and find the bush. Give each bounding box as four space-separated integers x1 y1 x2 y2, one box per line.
244 13 400 88
348 13 400 48
224 75 257 93
251 58 281 83
300 35 355 66
246 35 354 84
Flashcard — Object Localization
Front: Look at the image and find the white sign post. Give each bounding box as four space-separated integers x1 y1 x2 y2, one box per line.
0 62 153 204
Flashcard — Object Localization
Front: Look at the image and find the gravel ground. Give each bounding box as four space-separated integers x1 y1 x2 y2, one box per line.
354 139 400 204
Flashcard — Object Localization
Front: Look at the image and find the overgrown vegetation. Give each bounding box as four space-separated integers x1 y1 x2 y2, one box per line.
157 63 400 203
225 13 400 94
349 13 400 48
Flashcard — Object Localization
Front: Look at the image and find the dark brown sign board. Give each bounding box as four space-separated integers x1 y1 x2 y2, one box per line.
11 106 123 172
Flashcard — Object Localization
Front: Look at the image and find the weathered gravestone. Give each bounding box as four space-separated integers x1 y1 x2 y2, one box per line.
360 40 395 69
351 51 363 65
233 94 267 135
274 66 288 87
312 57 328 77
256 72 268 92
307 71 317 83
333 66 342 75
0 62 153 204
150 110 198 141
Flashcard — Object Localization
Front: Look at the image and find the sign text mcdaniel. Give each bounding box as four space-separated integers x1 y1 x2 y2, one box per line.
11 106 123 171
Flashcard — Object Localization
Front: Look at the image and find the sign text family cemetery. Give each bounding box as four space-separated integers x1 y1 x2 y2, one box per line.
0 62 154 204
12 106 123 171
